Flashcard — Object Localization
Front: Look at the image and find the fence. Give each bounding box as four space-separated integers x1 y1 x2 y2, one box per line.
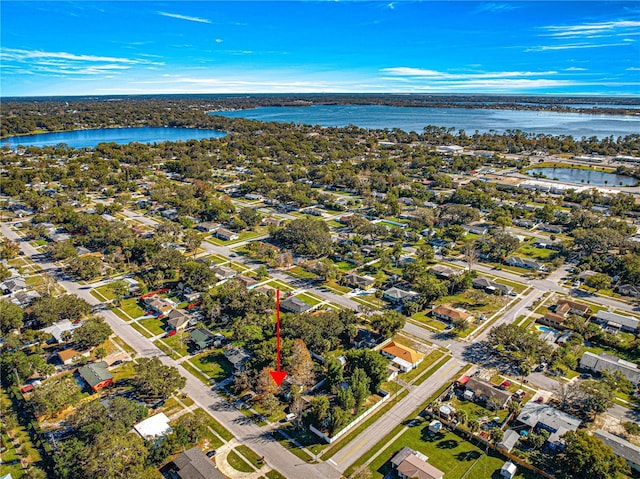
310 389 390 444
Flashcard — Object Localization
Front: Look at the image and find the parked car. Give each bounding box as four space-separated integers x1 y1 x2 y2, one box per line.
206 450 216 458
499 380 511 390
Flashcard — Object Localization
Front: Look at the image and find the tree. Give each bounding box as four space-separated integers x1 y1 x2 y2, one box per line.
83 429 151 479
489 428 504 443
584 273 612 291
256 367 279 396
134 357 186 399
0 239 20 260
73 317 112 350
289 339 315 388
345 349 388 393
329 406 350 435
108 280 129 307
559 430 630 479
370 311 406 339
66 255 102 280
462 240 478 271
183 229 203 257
468 419 480 433
337 386 356 412
456 409 468 425
0 299 24 334
238 207 262 230
108 396 148 429
180 261 214 292
351 367 370 412
31 375 83 416
578 380 613 418
452 318 469 334
272 218 332 258
324 357 344 392
310 395 330 425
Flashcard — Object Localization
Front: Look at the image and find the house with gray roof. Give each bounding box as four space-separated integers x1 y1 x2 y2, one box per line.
505 256 546 271
594 310 639 333
224 347 252 372
465 377 512 409
472 277 513 296
172 446 225 479
166 309 191 331
280 296 312 313
212 266 237 281
343 273 376 290
516 401 581 449
580 351 640 385
595 429 640 472
1 277 27 295
430 265 462 279
383 287 419 304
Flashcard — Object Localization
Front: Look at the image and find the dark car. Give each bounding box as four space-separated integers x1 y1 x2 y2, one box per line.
206 450 216 458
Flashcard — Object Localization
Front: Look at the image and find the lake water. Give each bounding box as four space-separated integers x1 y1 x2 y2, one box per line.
1 127 225 149
215 105 640 138
526 167 638 186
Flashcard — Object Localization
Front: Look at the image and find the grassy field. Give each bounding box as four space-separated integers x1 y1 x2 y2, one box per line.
120 298 145 319
265 471 287 479
190 351 233 382
402 350 446 383
286 266 320 280
364 427 531 479
518 244 556 261
181 361 213 385
130 321 153 338
294 292 322 306
236 445 263 469
411 312 447 331
227 449 254 473
193 408 234 441
138 317 166 336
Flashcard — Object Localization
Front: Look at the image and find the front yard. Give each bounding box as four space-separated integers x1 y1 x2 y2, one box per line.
189 350 234 382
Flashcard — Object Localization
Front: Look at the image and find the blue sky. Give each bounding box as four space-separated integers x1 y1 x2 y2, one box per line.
1 1 639 96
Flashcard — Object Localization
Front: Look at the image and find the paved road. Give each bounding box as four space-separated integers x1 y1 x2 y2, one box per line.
330 356 465 472
0 222 342 479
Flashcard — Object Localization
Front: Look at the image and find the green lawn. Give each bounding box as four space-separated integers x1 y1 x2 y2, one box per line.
24 275 45 287
111 361 137 381
323 280 352 294
93 284 117 300
138 317 166 336
518 245 556 261
403 350 446 383
265 471 287 479
182 361 213 385
274 426 319 461
333 260 355 272
411 312 447 331
294 292 322 306
189 351 234 382
449 397 509 424
227 449 254 473
287 266 320 280
365 427 531 479
120 298 145 319
266 279 295 292
159 333 189 357
193 408 234 441
130 321 153 338
236 445 263 469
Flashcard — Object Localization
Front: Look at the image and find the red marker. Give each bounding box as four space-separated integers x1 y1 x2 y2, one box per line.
270 289 288 386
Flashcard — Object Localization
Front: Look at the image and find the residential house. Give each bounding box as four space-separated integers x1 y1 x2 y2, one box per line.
42 319 82 343
144 296 175 316
540 312 568 330
214 228 239 241
212 266 237 281
166 309 191 332
513 219 536 228
261 216 283 227
280 297 312 313
556 299 591 317
234 275 258 289
617 284 640 298
472 277 513 296
437 145 464 154
1 277 27 295
538 223 565 234
160 208 179 220
429 265 462 280
579 351 640 385
57 348 90 366
343 273 376 290
505 256 546 271
352 328 382 349
77 361 114 392
244 193 264 201
464 377 512 409
594 310 639 333
10 290 40 308
432 305 473 324
123 277 140 294
134 413 172 440
381 342 425 372
516 401 581 449
224 347 252 372
464 224 489 235
172 446 226 479
390 447 444 479
428 420 442 434
383 287 419 304
497 430 520 453
595 429 640 472
361 245 377 257
188 328 218 351
195 222 220 233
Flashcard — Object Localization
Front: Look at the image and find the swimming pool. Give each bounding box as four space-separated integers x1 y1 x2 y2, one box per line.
536 325 559 334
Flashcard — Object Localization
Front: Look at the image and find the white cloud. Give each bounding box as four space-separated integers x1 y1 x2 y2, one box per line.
215 39 224 43
157 11 211 24
526 42 631 51
565 67 587 71
540 20 640 38
380 67 558 80
1 48 140 64
627 67 640 71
